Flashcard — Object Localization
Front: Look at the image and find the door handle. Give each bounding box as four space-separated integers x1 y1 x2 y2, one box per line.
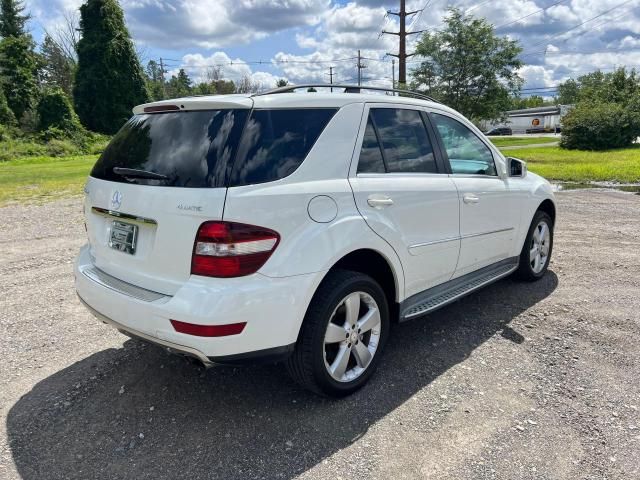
367 195 394 209
463 193 480 204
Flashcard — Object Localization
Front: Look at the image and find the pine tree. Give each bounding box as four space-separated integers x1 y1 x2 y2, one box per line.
145 60 165 101
166 69 192 98
0 0 37 121
73 0 148 134
0 82 16 125
0 0 29 38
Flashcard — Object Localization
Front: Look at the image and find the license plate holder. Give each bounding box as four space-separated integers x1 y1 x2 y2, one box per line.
109 220 138 255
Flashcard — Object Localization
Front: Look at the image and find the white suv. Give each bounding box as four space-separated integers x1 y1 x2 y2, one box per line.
75 85 556 397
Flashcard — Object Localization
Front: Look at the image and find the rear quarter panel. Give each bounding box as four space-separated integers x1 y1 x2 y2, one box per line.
222 102 406 301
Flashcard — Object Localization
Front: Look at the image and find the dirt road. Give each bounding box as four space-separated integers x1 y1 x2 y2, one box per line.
1 191 639 479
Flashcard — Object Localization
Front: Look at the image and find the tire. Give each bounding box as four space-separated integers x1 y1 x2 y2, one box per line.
285 269 390 397
515 210 554 281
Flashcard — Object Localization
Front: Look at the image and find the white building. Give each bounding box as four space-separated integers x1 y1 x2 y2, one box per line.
485 105 573 134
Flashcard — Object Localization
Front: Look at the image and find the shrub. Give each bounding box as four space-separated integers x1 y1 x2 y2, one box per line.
560 102 640 150
37 88 83 134
0 87 16 125
45 138 82 157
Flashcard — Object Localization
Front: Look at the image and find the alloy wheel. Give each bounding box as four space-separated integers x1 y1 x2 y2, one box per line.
323 291 382 382
530 220 551 274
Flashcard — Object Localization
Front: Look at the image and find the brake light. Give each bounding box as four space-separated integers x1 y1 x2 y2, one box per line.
170 319 246 337
191 221 280 278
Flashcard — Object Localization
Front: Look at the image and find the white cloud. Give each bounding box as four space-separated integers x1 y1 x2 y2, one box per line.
24 0 640 91
171 52 281 89
122 0 329 48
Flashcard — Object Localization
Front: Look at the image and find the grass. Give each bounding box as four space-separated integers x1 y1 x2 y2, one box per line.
507 145 640 183
0 155 97 205
1 144 639 207
489 136 559 148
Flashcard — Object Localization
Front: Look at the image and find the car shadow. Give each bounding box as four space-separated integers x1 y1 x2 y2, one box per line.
7 272 558 480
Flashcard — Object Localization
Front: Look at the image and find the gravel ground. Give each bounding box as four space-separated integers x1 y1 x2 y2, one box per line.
1 190 639 480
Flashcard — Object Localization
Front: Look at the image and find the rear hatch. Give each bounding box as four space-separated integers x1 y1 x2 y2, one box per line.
85 100 251 295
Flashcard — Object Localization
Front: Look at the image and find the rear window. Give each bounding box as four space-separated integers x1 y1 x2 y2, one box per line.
229 108 337 186
91 110 249 188
91 107 337 188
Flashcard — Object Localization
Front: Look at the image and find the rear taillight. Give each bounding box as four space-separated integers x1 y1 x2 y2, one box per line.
191 221 280 278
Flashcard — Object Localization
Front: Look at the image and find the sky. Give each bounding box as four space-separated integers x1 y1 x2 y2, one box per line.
24 0 640 96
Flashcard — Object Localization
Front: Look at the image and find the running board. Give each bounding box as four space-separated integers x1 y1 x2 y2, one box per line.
400 257 519 321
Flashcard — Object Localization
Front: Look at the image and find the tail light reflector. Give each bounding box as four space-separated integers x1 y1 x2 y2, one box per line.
170 319 246 337
191 221 280 278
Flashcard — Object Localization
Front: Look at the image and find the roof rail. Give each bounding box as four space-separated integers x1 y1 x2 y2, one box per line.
253 84 440 103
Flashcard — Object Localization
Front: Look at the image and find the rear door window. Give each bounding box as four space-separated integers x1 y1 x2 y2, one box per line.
357 116 386 173
91 110 249 187
229 108 337 186
368 108 437 173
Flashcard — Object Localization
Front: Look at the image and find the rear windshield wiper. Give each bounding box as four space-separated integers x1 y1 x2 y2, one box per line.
112 167 169 181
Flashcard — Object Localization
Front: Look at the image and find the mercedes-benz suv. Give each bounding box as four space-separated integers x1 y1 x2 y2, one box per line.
75 85 556 397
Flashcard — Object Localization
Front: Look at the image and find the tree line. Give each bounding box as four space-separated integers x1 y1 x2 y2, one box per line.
1 0 637 151
0 0 288 138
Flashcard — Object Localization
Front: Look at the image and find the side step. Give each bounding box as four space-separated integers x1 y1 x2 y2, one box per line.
400 257 519 321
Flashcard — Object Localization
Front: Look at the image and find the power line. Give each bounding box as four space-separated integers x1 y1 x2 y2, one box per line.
521 44 640 59
494 0 571 30
465 0 494 14
523 0 636 52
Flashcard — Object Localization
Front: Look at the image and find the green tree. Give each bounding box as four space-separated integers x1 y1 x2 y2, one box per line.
145 60 165 101
0 0 29 38
0 83 15 125
558 68 640 105
0 0 38 121
275 78 288 87
73 0 148 134
40 34 75 96
193 82 216 95
411 8 523 121
0 35 38 121
510 95 546 110
166 69 192 98
37 88 83 133
213 79 235 94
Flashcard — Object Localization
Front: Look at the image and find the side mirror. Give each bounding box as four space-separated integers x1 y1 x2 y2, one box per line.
507 157 527 178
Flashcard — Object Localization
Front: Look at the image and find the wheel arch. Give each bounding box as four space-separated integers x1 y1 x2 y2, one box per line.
537 198 556 225
323 248 401 319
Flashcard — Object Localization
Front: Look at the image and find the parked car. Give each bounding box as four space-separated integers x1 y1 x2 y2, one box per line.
485 127 512 136
75 85 556 397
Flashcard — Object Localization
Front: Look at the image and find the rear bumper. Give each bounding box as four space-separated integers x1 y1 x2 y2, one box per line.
74 245 320 362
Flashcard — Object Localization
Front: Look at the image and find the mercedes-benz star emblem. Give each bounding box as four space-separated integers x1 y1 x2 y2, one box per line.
111 190 123 210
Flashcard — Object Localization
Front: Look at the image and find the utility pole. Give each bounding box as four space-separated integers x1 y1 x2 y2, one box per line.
382 0 425 87
325 66 335 92
356 49 367 86
159 57 167 98
392 59 396 92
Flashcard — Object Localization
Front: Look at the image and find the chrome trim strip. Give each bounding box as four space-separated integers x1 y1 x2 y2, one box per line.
91 207 157 225
409 227 514 249
409 236 460 249
461 226 514 240
77 294 213 367
448 174 500 179
81 266 170 303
